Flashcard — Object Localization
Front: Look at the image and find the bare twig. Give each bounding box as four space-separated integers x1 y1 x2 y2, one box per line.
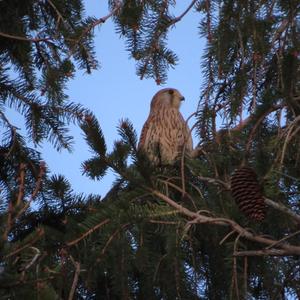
16 163 26 206
244 257 248 297
97 223 129 262
279 116 300 166
192 171 300 225
149 189 300 255
67 219 110 247
3 163 26 241
46 0 66 23
0 31 52 42
67 1 123 58
231 233 242 300
4 228 44 259
201 176 300 225
157 178 198 210
264 198 300 224
271 19 289 47
148 220 180 225
153 254 168 282
219 230 236 245
265 230 300 249
20 247 41 273
68 256 81 300
170 0 197 25
14 162 46 221
197 175 230 190
2 201 13 241
234 249 299 257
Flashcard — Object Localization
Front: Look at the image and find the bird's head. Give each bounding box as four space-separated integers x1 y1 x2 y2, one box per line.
151 88 185 110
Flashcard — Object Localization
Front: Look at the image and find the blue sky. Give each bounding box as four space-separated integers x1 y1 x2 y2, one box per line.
13 1 206 196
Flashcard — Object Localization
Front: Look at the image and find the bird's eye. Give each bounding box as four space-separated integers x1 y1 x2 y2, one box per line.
168 89 174 95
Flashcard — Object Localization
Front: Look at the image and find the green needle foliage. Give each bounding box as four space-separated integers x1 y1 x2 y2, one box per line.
0 0 300 299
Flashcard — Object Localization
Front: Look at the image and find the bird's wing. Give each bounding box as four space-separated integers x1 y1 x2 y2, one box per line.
138 115 154 149
185 125 193 151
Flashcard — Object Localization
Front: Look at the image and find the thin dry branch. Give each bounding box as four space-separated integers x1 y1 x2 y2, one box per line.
139 0 197 81
192 104 284 158
279 116 300 165
0 0 121 60
22 247 41 271
68 256 81 300
16 163 26 206
234 249 298 257
170 0 197 25
264 198 300 224
2 201 13 242
148 220 180 225
150 189 300 255
265 230 300 250
243 257 248 297
157 178 198 210
67 1 123 58
14 162 46 221
197 175 300 224
0 31 52 42
4 228 44 259
3 163 26 241
66 219 110 247
46 0 66 23
97 223 129 262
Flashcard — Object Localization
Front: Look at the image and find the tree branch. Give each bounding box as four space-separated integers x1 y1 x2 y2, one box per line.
66 219 110 247
67 1 123 58
170 0 198 25
189 177 300 225
150 189 300 255
68 256 81 300
14 162 46 221
0 31 52 42
264 198 300 224
97 223 129 262
4 228 44 259
234 249 298 257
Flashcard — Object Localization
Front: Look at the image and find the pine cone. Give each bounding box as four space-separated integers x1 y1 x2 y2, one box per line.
231 167 266 221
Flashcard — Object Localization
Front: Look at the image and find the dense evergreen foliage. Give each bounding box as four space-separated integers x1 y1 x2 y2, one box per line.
0 0 300 299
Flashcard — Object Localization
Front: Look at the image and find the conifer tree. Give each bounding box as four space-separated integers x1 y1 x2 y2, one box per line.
1 0 300 299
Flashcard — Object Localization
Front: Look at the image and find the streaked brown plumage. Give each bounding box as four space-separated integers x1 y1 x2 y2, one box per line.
138 88 193 165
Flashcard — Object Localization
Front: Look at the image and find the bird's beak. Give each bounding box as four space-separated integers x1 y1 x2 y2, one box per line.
180 96 185 101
